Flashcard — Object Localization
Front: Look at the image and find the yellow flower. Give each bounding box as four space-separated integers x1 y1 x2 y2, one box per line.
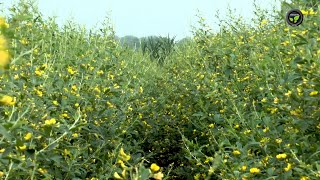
0 171 4 177
18 145 27 150
269 107 278 114
286 144 291 147
24 132 32 141
67 67 76 75
208 123 215 128
14 74 19 80
0 95 16 106
19 38 28 45
204 156 213 164
284 163 292 172
121 169 126 178
61 113 69 118
0 50 10 68
276 153 287 159
194 174 201 180
241 165 247 171
119 148 130 161
117 159 127 169
71 85 77 91
260 19 268 26
33 48 39 55
153 172 164 180
276 138 282 144
107 101 114 108
260 137 270 143
290 109 302 117
53 100 59 105
150 163 160 172
281 41 290 46
35 69 44 76
0 17 6 26
301 9 317 15
284 90 292 97
113 172 123 179
232 150 241 155
309 91 318 96
0 17 9 28
273 97 279 104
44 118 56 126
300 176 309 180
250 167 260 174
34 89 43 97
63 149 70 157
93 87 100 93
0 148 5 153
72 133 78 138
97 70 104 75
38 168 47 174
261 98 267 103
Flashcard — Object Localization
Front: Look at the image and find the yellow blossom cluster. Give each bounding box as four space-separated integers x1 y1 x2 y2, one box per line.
0 95 15 106
301 9 317 15
0 17 10 69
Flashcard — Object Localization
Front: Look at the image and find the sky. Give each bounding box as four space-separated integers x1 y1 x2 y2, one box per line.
1 0 282 40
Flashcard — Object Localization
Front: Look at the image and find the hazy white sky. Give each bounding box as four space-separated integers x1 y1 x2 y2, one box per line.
1 0 281 39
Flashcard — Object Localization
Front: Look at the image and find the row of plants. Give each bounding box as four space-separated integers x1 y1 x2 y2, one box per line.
0 0 319 179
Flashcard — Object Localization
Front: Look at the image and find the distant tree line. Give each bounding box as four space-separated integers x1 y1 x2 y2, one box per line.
116 35 192 49
116 35 192 65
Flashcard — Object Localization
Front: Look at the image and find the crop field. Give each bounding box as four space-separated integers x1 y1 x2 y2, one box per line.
0 0 319 179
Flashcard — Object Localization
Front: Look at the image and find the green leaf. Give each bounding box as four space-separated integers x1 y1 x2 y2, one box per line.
192 112 205 117
266 167 275 176
25 149 36 159
47 142 59 150
0 125 12 140
289 17 293 21
295 34 308 43
294 16 299 21
138 166 151 180
49 154 63 164
11 120 27 131
294 42 308 47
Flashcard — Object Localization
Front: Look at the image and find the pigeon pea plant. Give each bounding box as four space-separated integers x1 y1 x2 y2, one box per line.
0 0 319 179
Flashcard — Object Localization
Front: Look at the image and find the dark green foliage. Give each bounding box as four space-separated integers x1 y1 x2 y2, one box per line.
141 35 176 65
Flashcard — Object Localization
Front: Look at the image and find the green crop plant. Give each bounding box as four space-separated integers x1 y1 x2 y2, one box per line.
0 0 319 179
141 35 176 65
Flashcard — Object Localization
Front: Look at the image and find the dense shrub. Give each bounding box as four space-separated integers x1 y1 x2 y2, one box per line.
0 0 319 179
